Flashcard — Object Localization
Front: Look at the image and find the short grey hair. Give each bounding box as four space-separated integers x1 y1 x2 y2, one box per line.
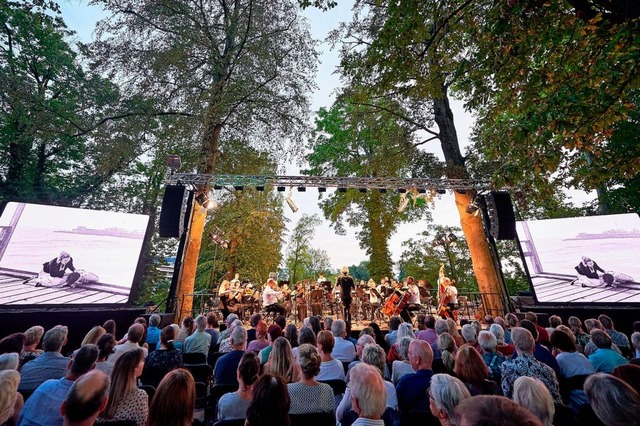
23 326 45 346
397 336 413 360
43 325 68 352
149 314 161 327
0 353 19 371
631 332 640 350
430 374 471 425
331 319 346 337
356 334 375 347
489 324 506 345
478 331 497 352
397 322 415 340
435 319 449 335
361 343 386 377
511 327 535 354
513 377 555 426
231 326 247 347
590 329 612 349
461 324 477 344
195 315 207 332
231 319 243 330
349 363 387 418
226 313 239 325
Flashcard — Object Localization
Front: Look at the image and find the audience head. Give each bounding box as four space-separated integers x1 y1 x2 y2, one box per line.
438 333 456 370
230 325 248 349
484 315 494 325
102 320 116 336
611 364 640 395
408 339 434 370
478 330 498 353
297 327 317 347
511 327 535 355
23 325 44 348
267 337 295 381
429 373 471 425
524 312 538 324
505 313 519 329
0 370 20 425
389 316 402 331
267 324 282 343
631 332 640 352
61 370 109 426
597 314 615 330
274 315 286 330
584 373 640 426
297 343 321 379
0 353 19 371
0 333 25 355
147 369 195 426
256 320 268 339
230 319 243 332
549 329 577 353
159 325 176 351
331 319 346 338
471 321 482 336
417 314 427 331
225 313 239 327
455 395 543 426
349 363 387 419
494 317 505 327
43 325 68 352
590 329 612 349
633 321 640 333
447 319 460 337
308 317 321 335
567 316 583 333
194 315 206 332
249 313 262 328
96 333 116 360
81 326 106 346
555 325 574 340
397 322 415 340
454 345 488 384
246 374 291 426
126 323 144 344
181 316 194 332
548 315 562 328
359 326 374 338
284 324 298 348
513 377 555 426
70 344 99 377
489 324 506 345
362 343 386 377
584 318 602 332
317 330 335 355
207 312 219 328
237 351 260 387
149 314 161 328
324 317 333 331
396 336 413 361
435 319 449 335
104 348 145 419
461 324 477 344
518 320 539 340
425 315 436 330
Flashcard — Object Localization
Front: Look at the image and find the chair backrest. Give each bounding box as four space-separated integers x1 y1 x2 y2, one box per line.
318 379 346 396
209 351 226 369
342 361 350 375
184 352 207 365
289 412 336 426
211 384 240 402
139 366 170 388
213 419 245 426
184 363 213 385
138 385 156 405
147 342 157 352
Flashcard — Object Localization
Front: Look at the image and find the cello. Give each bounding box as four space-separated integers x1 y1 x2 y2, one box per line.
381 288 410 317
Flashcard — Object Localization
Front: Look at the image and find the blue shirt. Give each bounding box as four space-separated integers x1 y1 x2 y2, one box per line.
18 377 73 426
184 330 211 355
18 352 69 393
214 350 244 385
588 348 627 373
396 369 433 414
146 326 161 345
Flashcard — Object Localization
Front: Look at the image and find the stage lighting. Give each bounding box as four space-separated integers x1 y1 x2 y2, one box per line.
234 185 244 191
398 188 407 193
378 188 387 193
338 187 347 193
256 185 265 191
398 194 410 212
213 184 222 190
318 187 327 193
358 188 367 193
417 188 427 194
286 188 298 213
195 193 216 210
277 186 286 192
437 189 447 194
298 186 306 192
166 155 181 171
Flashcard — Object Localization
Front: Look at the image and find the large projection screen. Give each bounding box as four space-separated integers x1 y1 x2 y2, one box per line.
0 203 149 305
516 213 640 304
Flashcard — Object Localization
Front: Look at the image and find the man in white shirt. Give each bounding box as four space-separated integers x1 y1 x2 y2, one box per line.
331 320 356 362
400 276 421 323
262 278 286 316
109 324 148 364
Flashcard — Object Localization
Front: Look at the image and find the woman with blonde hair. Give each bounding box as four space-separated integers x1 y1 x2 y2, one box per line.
0 370 22 426
81 325 106 346
513 376 555 426
146 369 195 426
21 325 44 365
264 337 300 383
434 332 456 375
287 343 334 415
447 318 464 347
97 348 148 426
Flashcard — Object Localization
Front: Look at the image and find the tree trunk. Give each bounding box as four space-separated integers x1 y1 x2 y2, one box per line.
433 93 505 316
176 204 207 319
366 192 393 279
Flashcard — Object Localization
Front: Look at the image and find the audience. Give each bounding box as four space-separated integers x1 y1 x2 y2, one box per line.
0 333 25 356
81 326 106 347
631 332 640 364
18 344 99 426
205 312 221 345
584 373 640 426
478 330 506 382
513 377 555 426
246 313 261 343
102 320 116 338
177 316 194 343
284 324 299 351
524 312 550 345
567 316 590 353
145 325 183 370
455 345 502 396
217 314 239 345
387 322 415 363
110 324 148 364
316 330 346 381
396 339 434 416
417 315 438 345
489 324 515 357
18 325 69 393
217 352 260 421
433 332 456 375
145 314 161 348
429 373 472 426
247 320 269 353
20 326 44 366
461 324 483 355
455 395 543 426
348 363 388 425
214 325 247 385
245 374 290 426
549 328 594 410
516 320 561 377
545 316 562 339
331 320 357 362
0 353 19 371
264 336 300 383
598 314 630 355
294 326 316 359
0 370 21 426
588 329 627 373
258 324 282 364
611 364 640 395
61 370 109 426
97 348 148 426
219 319 243 354
385 316 402 347
183 314 211 356
287 343 335 415
391 336 415 385
146 369 195 426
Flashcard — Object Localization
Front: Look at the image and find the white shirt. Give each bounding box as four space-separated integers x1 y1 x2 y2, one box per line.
408 284 420 304
317 358 345 381
262 286 281 306
109 341 148 364
332 337 356 362
444 286 458 304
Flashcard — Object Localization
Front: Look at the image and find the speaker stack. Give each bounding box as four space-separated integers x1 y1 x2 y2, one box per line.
484 191 516 240
158 185 189 238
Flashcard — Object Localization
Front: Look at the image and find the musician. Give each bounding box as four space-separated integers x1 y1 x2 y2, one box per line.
399 276 421 323
336 266 355 323
317 272 326 285
262 278 286 316
218 280 234 319
367 279 381 321
439 278 458 320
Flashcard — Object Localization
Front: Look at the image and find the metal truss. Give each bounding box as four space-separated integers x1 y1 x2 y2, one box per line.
165 172 491 192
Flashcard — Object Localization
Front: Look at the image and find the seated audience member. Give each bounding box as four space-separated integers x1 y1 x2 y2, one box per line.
245 374 290 426
246 313 261 343
387 323 415 363
146 368 195 426
588 329 627 373
288 344 335 415
504 313 519 344
0 370 22 426
214 326 247 385
500 327 561 403
145 314 162 348
391 336 415 385
219 319 243 354
549 328 594 410
97 349 148 426
61 370 110 426
612 364 640 395
145 326 183 370
247 320 269 353
324 317 333 332
598 314 631 354
264 337 300 383
455 345 502 396
316 330 346 381
545 315 562 339
347 363 388 426
446 319 462 348
217 352 260 421
81 326 106 346
18 325 70 393
385 316 402 347
461 324 483 355
205 312 221 345
455 395 544 426
490 324 515 357
21 326 44 366
516 320 561 378
583 319 622 357
102 320 116 337
258 324 282 364
183 314 211 356
0 353 19 371
332 320 357 362
309 316 322 336
294 326 317 360
433 333 456 376
567 316 590 353
431 320 451 358
217 314 239 345
513 377 555 426
417 315 438 345
347 334 375 382
169 324 183 351
19 344 99 426
285 324 299 350
0 333 25 355
429 373 472 426
110 324 148 364
176 316 194 343
337 344 397 423
368 321 388 352
630 332 640 365
396 339 434 415
479 330 506 382
584 373 640 426
524 312 550 345
95 334 116 377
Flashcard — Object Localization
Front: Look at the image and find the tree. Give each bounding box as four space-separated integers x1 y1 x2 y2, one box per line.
308 247 332 278
285 214 322 284
305 96 441 280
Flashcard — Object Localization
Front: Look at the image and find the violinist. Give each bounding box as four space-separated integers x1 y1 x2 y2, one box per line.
262 278 286 316
399 276 421 323
218 280 234 320
439 277 458 320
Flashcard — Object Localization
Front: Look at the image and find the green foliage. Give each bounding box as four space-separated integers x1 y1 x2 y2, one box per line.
284 213 322 284
346 260 369 282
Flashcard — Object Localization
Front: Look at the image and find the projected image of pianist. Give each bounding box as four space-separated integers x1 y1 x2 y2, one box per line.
574 256 611 288
35 251 81 288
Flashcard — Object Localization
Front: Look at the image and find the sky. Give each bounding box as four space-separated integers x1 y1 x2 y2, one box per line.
57 1 593 276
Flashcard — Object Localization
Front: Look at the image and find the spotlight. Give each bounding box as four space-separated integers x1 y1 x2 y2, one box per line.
318 187 327 193
297 187 306 192
378 188 387 193
213 184 222 190
398 194 410 212
166 155 182 171
277 186 286 192
358 188 367 193
196 193 215 210
256 185 265 191
286 188 298 213
338 187 347 193
234 185 244 191
466 203 479 215
417 188 427 194
437 189 446 194
398 188 407 193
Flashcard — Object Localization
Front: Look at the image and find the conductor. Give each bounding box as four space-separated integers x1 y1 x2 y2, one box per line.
336 266 355 323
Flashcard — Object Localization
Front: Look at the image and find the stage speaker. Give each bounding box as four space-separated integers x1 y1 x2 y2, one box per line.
159 185 187 237
484 191 516 240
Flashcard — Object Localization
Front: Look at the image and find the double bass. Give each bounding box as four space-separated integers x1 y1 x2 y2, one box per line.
381 288 410 317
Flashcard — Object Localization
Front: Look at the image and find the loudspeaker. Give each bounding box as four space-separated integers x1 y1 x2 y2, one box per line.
159 185 187 237
484 191 516 240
